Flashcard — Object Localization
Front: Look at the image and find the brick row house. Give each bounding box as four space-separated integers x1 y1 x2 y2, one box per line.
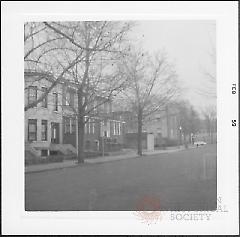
111 104 181 149
25 71 125 158
143 105 180 147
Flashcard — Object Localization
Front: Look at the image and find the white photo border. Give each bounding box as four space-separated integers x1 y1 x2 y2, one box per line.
2 1 239 235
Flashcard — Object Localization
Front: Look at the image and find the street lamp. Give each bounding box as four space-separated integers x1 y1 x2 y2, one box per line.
179 126 182 146
100 119 109 157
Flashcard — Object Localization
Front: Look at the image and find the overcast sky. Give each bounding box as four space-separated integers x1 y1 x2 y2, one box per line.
130 20 216 113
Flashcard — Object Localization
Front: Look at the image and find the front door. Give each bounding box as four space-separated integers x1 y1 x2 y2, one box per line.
51 122 60 144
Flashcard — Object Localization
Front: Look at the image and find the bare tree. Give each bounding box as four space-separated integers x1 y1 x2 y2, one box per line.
24 22 86 111
202 105 217 143
117 49 179 155
188 105 201 138
176 101 201 145
39 21 133 163
197 23 216 99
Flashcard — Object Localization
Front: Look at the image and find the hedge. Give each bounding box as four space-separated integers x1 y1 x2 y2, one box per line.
25 155 64 166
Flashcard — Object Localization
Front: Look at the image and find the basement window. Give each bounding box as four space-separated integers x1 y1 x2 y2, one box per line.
41 149 48 157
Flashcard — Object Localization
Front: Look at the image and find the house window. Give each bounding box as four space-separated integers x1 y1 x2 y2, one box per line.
91 119 95 134
87 118 90 134
88 119 91 134
28 86 37 106
84 117 87 134
70 92 74 107
104 119 107 126
116 122 119 135
66 90 74 107
41 149 48 156
71 118 76 133
114 121 121 135
84 118 94 134
118 122 121 135
88 118 95 134
53 92 58 111
28 119 37 141
113 122 121 135
41 120 48 141
41 87 48 108
113 122 116 135
64 117 70 134
113 121 116 135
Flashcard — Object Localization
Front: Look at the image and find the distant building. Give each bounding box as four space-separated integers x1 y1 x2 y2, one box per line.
112 104 180 149
111 110 137 133
144 105 180 147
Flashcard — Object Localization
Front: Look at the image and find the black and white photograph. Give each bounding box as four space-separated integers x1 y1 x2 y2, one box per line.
2 1 239 235
24 19 217 212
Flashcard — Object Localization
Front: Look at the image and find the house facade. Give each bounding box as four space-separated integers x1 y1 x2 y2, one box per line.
112 105 180 149
144 105 180 147
25 72 64 156
25 71 125 157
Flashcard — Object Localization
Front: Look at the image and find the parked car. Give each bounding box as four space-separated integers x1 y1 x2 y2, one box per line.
194 141 207 147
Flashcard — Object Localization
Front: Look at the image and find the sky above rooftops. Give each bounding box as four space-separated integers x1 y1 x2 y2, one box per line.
129 20 216 113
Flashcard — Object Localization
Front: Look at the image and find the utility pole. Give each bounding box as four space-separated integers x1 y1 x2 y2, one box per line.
102 136 105 157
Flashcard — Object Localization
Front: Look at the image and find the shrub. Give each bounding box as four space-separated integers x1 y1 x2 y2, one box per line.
84 151 109 158
25 155 64 166
46 155 64 163
25 157 46 166
162 138 179 147
64 154 77 160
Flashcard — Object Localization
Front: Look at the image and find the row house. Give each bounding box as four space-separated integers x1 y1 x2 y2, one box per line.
25 72 63 156
111 104 180 149
144 105 180 146
24 71 125 157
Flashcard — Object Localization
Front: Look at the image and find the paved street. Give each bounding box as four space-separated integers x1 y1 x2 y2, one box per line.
25 144 217 211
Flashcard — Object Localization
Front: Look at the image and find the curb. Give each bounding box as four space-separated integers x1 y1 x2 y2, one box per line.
25 147 187 174
25 163 79 174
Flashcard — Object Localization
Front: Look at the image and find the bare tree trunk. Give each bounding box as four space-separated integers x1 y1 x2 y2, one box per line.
77 88 85 163
189 133 192 144
166 105 170 139
183 133 188 148
210 126 213 144
137 108 143 156
77 47 90 164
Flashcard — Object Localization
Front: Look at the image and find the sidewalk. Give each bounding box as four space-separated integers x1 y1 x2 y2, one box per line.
25 145 194 173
